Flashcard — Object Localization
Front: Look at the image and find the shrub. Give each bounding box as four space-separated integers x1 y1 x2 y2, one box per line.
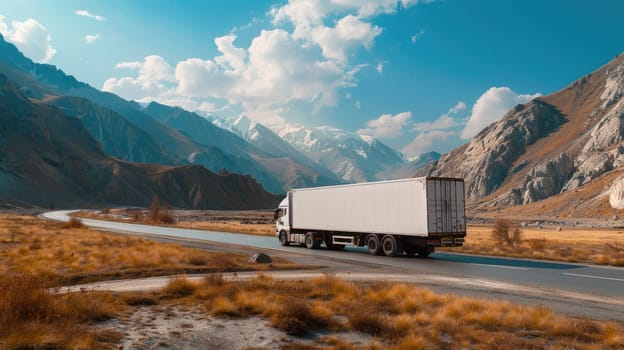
271 297 328 335
63 217 85 229
163 277 197 297
492 219 522 247
157 211 176 224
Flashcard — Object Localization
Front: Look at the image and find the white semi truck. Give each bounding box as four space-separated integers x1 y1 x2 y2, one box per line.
275 177 466 257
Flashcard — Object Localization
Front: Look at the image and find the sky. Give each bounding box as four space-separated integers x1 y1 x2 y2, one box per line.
1 0 624 159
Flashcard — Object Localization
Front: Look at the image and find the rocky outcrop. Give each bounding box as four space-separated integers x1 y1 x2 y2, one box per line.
418 99 566 202
500 153 575 205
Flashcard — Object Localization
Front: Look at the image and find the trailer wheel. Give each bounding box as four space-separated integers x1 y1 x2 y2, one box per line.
279 230 289 246
305 233 320 249
366 235 383 256
381 235 399 257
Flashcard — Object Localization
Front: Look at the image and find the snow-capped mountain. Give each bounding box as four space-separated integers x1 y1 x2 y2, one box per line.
274 124 406 183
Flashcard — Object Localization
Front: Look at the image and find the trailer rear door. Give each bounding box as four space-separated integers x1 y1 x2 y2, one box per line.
426 178 466 234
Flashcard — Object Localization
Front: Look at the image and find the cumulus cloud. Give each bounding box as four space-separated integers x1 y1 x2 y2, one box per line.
402 130 454 159
411 100 465 132
357 111 411 138
103 0 429 123
85 33 100 44
461 87 541 139
75 10 106 22
103 55 176 102
0 16 56 63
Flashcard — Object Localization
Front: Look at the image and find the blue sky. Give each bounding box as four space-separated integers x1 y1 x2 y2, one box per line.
1 0 623 158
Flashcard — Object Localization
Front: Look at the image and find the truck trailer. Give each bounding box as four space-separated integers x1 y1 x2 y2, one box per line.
275 177 466 257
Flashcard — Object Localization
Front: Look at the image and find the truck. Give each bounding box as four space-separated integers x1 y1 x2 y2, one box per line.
274 177 466 257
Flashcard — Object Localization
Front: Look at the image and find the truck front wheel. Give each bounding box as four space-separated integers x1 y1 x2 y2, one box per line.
366 235 383 256
279 230 289 246
382 235 399 257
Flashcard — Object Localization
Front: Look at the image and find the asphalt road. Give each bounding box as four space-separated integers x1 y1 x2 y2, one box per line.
43 210 624 297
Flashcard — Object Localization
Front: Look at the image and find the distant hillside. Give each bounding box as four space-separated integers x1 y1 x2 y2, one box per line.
0 74 280 209
418 53 624 220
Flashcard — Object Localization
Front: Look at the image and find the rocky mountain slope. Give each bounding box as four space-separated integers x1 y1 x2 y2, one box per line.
0 74 280 209
418 53 624 219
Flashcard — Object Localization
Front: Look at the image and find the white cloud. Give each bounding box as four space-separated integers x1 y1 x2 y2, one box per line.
115 61 143 70
412 114 459 132
85 33 100 44
103 55 176 102
411 100 465 132
0 16 56 63
411 29 425 43
448 100 466 114
75 10 106 22
376 62 383 75
357 111 411 138
402 130 455 159
355 100 361 109
461 87 541 139
310 15 382 62
102 0 430 124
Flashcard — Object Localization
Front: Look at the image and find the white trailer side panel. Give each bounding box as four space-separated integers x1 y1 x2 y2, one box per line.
291 178 430 236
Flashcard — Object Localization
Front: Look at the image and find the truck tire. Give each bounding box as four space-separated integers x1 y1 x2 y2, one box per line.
305 233 320 249
366 235 383 256
382 235 399 257
279 230 289 246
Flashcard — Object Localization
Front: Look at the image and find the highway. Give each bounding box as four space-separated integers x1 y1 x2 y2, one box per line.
42 210 624 320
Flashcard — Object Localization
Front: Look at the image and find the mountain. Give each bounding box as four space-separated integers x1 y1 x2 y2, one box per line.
213 115 342 184
391 151 440 179
275 125 405 183
44 96 172 164
418 53 624 219
144 103 341 191
0 33 335 193
0 74 280 209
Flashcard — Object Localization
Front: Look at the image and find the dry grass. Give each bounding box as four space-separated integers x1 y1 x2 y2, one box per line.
155 275 624 349
0 213 301 349
75 209 275 236
0 214 297 285
0 274 121 349
443 225 624 266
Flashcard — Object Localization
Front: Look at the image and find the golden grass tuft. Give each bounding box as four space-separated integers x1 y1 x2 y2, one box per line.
163 277 198 297
0 274 120 349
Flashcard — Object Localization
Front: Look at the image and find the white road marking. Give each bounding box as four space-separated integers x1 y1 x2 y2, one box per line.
470 263 529 271
563 273 624 282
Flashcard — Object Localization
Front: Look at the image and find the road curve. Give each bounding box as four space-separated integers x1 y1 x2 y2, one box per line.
42 210 624 302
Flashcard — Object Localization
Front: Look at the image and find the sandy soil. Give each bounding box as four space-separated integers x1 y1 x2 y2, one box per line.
106 307 371 350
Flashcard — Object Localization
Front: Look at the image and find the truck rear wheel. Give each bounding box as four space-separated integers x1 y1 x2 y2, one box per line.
366 235 383 256
279 230 289 246
305 233 320 249
382 235 399 257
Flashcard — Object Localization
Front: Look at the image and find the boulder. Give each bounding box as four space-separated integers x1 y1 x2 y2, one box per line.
609 178 624 209
249 252 272 264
